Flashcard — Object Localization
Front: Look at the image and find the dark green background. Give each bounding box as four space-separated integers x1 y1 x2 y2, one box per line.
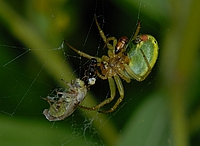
0 0 200 145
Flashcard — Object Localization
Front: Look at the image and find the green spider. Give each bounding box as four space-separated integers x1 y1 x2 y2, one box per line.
66 16 159 113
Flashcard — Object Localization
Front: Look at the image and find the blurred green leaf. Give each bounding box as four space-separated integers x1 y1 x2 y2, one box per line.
117 92 170 146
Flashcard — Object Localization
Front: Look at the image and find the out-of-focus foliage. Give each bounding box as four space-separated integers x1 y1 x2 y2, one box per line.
0 0 200 146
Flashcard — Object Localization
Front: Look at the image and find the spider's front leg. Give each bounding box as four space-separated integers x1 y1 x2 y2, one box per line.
65 40 102 62
105 37 118 56
94 16 117 54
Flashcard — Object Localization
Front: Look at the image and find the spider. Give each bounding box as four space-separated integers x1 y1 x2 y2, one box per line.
65 16 159 113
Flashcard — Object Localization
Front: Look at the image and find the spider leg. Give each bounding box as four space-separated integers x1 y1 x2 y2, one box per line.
99 75 124 113
124 64 142 81
105 37 117 52
79 77 116 111
94 16 118 54
96 70 107 80
94 15 107 43
130 20 141 41
65 41 102 62
117 68 131 83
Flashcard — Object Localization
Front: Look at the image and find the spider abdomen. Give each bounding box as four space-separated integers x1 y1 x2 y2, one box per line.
126 34 159 81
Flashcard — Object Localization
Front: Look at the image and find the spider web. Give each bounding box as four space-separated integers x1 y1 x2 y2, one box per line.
0 0 169 145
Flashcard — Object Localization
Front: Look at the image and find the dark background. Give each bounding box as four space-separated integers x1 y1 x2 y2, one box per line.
0 0 200 145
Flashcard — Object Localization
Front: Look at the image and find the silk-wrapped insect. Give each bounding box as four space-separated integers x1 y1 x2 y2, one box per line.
43 78 87 121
